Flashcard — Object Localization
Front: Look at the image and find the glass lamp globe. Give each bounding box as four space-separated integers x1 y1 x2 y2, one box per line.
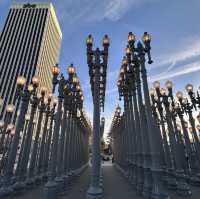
125 47 131 55
149 88 155 96
185 84 193 93
128 32 136 43
7 123 14 131
143 32 151 43
17 76 26 86
6 104 15 113
48 92 52 100
52 65 60 75
11 129 15 136
41 86 47 95
73 76 79 84
103 34 110 46
25 114 30 121
153 81 160 89
86 34 94 45
37 93 42 99
68 64 76 75
117 80 121 87
28 84 34 92
76 85 81 91
32 76 39 87
116 106 121 113
165 80 173 89
176 91 183 99
160 88 166 95
44 97 48 105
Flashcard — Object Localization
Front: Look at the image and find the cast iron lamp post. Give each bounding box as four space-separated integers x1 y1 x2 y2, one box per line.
134 32 170 199
12 77 40 192
43 100 57 176
0 104 15 153
86 34 109 199
0 75 39 196
0 123 15 173
26 87 48 186
175 92 200 185
44 64 66 199
35 93 52 182
185 84 200 157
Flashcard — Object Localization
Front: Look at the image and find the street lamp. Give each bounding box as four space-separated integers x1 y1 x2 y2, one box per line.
44 63 67 199
27 87 47 186
0 74 38 196
13 76 40 192
86 34 109 199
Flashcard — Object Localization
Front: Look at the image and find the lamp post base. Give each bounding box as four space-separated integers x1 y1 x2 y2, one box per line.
143 167 152 199
44 180 57 199
177 181 192 196
35 175 43 185
86 186 103 199
189 176 200 186
167 169 177 190
0 185 13 197
176 170 191 196
55 176 65 193
25 177 35 189
151 168 170 199
12 180 26 195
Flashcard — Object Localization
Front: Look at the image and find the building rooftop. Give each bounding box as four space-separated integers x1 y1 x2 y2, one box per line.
11 2 62 38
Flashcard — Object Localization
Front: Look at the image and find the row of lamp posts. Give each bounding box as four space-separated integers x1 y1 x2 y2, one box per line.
0 63 91 199
110 31 200 199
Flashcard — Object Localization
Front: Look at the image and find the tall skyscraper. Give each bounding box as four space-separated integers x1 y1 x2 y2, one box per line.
0 3 62 120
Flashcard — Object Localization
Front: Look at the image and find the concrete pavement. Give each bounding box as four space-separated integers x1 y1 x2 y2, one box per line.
4 162 200 199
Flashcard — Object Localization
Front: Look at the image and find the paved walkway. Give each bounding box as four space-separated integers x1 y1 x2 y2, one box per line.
7 185 43 199
59 169 90 199
103 164 141 199
5 163 200 199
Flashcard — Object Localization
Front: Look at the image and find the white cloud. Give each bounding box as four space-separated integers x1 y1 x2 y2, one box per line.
56 0 157 25
103 0 135 21
149 61 200 82
103 0 158 21
152 36 200 71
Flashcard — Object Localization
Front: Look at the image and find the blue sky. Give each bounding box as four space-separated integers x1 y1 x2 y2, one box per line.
1 0 200 137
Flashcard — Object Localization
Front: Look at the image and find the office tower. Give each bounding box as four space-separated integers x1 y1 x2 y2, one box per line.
0 3 62 120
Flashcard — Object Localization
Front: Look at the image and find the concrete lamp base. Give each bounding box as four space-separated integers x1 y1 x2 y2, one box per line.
55 176 65 193
87 186 103 199
44 180 58 199
0 185 13 197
